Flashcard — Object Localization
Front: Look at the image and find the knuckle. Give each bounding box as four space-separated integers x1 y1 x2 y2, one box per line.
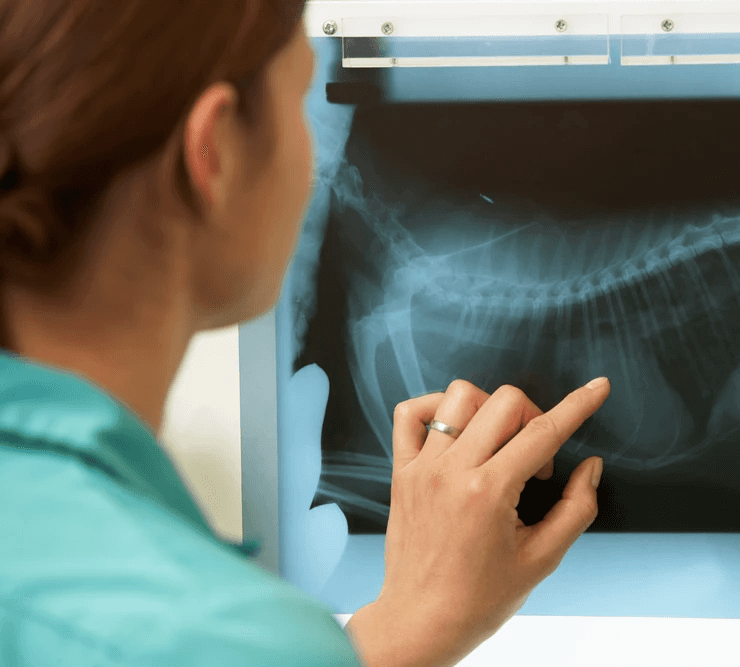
465 473 487 497
426 465 449 492
525 413 559 438
393 401 412 420
494 384 526 402
447 378 477 398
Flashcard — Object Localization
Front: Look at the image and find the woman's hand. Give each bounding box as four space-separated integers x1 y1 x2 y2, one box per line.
346 377 610 667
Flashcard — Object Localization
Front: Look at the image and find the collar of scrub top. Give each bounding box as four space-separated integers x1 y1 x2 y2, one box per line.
0 349 261 558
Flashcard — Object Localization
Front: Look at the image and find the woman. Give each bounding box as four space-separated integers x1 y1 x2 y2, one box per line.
0 1 610 665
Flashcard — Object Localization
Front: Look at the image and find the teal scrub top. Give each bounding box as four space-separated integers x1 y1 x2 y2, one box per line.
0 351 363 666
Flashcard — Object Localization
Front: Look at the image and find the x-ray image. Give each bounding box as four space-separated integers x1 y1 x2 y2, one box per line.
286 98 740 537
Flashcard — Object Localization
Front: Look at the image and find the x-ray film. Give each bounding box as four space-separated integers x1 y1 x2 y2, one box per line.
274 8 740 616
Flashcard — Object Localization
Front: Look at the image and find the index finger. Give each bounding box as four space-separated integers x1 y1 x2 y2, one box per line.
488 377 611 486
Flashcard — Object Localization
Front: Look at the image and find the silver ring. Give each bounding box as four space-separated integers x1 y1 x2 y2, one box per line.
428 419 463 439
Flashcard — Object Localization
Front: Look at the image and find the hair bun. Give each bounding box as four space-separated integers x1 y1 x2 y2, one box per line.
0 183 65 287
0 136 9 181
0 137 84 287
0 134 16 195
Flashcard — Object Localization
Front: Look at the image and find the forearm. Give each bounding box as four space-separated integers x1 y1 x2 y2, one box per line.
344 599 463 667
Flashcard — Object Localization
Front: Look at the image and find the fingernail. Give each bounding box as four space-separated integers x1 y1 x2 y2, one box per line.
591 458 603 489
586 376 608 389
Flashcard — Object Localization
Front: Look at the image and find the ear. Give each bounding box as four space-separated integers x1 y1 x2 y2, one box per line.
184 82 239 209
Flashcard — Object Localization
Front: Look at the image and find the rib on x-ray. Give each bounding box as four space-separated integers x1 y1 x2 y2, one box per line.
288 100 740 534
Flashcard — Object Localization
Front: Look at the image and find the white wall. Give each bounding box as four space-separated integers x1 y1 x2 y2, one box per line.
158 325 243 544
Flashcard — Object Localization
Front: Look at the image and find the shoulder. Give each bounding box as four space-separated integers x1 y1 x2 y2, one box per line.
182 588 362 666
0 445 362 666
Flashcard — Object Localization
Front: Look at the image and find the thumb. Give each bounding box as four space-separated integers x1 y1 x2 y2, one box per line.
521 456 602 575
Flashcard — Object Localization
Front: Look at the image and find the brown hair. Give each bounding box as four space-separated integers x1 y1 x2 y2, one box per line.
0 0 307 350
